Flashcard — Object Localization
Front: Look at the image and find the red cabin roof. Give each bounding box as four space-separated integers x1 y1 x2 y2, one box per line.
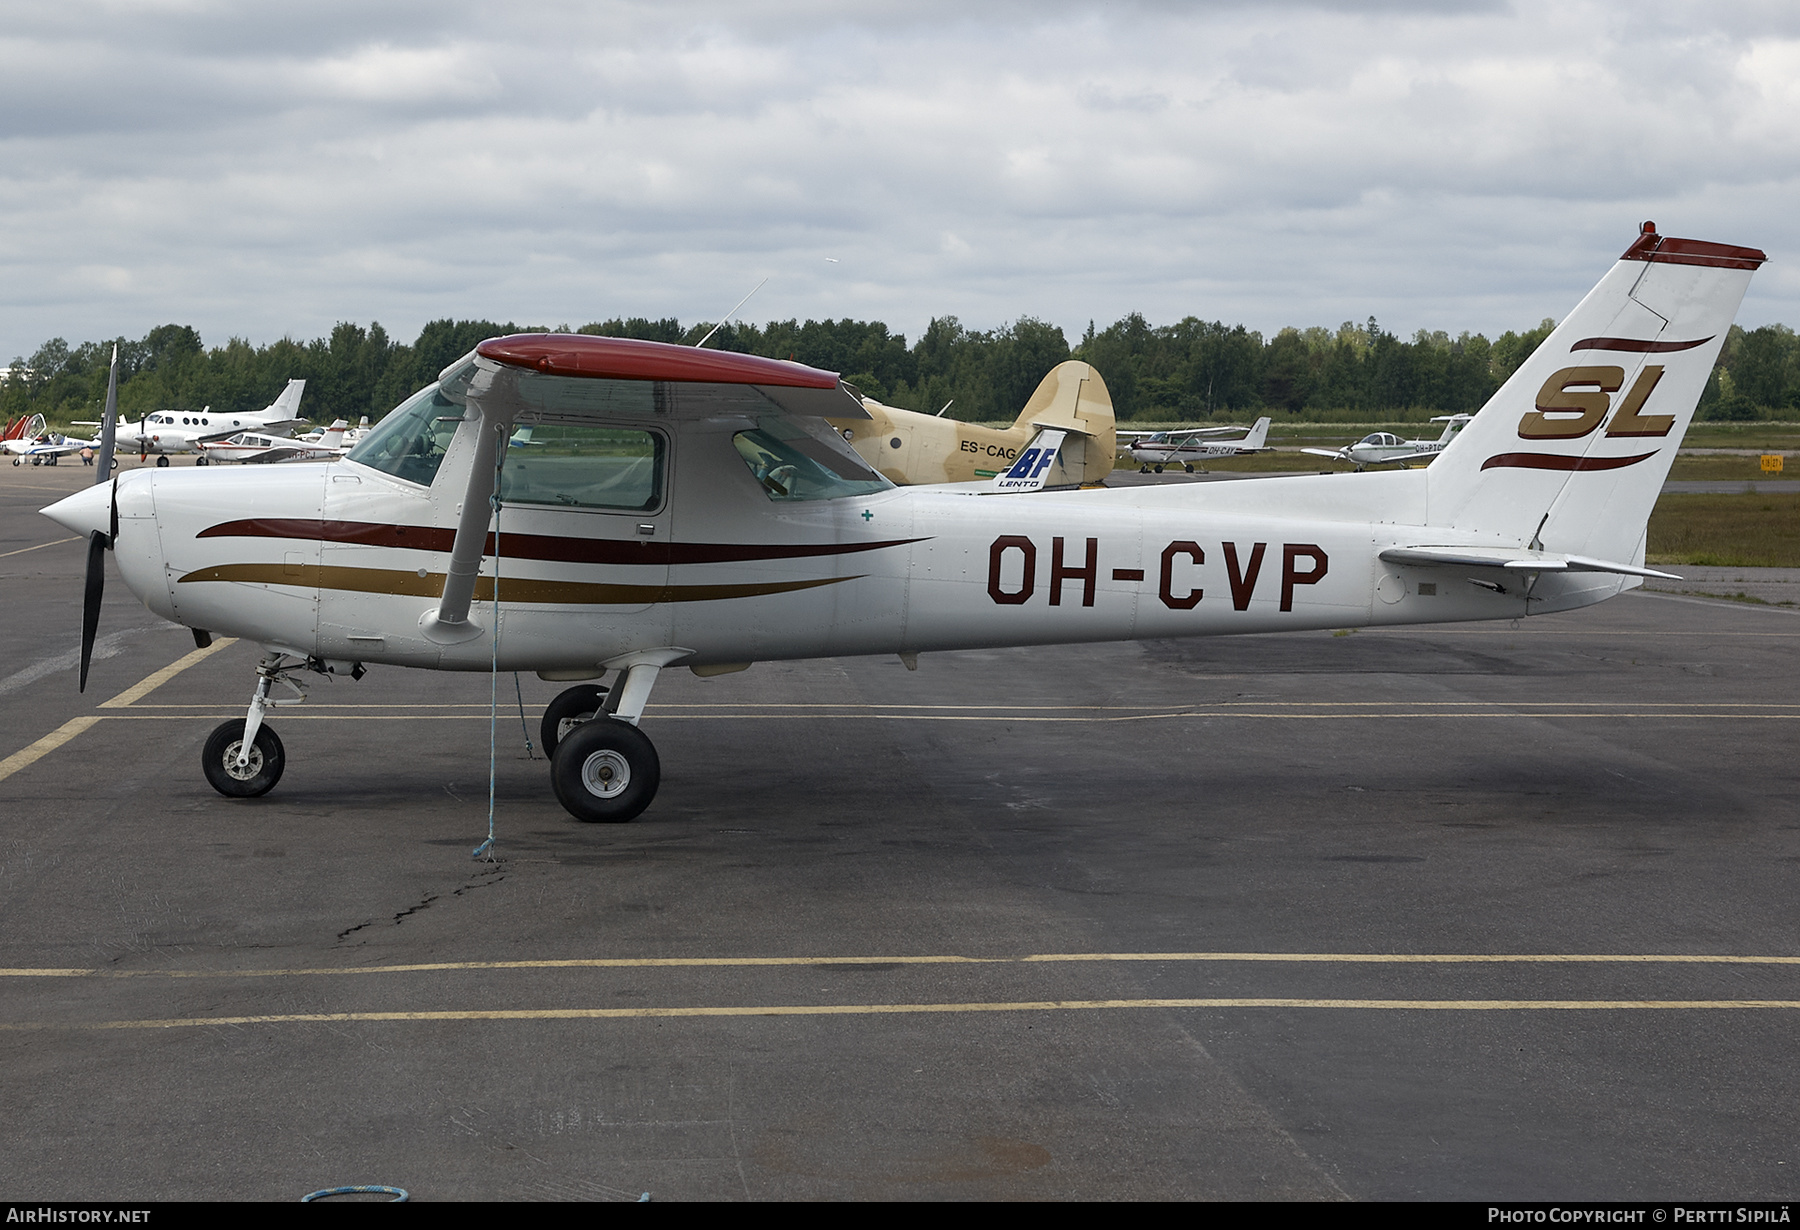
476 334 841 388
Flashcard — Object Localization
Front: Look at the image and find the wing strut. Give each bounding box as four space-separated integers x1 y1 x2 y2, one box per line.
424 379 510 642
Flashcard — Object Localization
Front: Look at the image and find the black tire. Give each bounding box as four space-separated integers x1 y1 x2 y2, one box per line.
201 720 286 799
550 719 659 823
1183 463 1194 473
195 455 208 467
539 683 608 758
156 455 170 467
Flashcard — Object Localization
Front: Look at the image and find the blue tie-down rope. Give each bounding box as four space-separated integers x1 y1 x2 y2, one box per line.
301 1185 409 1202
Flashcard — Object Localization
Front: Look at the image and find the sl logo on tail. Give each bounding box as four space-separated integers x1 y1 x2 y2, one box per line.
1519 365 1675 440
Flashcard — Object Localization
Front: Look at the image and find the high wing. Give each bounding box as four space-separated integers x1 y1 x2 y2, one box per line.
1117 426 1252 440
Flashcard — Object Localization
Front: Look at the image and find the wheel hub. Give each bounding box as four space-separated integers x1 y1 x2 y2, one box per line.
580 749 631 798
223 741 263 781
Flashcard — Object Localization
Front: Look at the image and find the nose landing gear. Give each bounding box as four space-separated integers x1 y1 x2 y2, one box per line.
201 652 357 801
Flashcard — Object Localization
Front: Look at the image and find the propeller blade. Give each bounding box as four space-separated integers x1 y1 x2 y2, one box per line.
79 530 106 693
94 343 119 484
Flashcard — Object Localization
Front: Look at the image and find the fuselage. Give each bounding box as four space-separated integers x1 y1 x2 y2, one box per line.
85 409 1621 677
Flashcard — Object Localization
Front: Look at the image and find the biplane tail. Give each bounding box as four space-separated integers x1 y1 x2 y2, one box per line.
1013 360 1117 485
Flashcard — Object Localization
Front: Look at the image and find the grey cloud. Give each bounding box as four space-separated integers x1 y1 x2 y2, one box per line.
1 0 1796 367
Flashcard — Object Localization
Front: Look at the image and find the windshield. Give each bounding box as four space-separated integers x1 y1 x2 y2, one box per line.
346 384 464 487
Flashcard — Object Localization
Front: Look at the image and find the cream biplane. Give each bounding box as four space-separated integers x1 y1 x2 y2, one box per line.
43 224 1762 823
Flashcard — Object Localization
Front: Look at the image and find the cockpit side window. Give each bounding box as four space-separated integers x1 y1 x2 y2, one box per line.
500 422 665 512
345 384 463 487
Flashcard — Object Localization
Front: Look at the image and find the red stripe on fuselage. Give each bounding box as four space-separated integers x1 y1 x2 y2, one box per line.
197 518 924 565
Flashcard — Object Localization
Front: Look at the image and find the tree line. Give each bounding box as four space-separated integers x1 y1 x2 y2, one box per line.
5 313 1796 428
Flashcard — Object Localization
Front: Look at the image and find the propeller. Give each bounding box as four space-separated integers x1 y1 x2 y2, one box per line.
78 345 121 694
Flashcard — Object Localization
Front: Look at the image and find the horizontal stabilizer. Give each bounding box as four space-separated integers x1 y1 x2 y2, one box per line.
1379 545 1679 580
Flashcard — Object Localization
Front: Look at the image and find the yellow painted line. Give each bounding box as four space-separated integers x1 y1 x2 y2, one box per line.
98 637 237 708
0 637 238 782
6 998 1800 1032
78 710 1800 724
8 951 1799 979
0 535 78 559
0 716 102 785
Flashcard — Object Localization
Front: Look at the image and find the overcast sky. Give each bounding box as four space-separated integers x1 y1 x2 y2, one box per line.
1 0 1796 362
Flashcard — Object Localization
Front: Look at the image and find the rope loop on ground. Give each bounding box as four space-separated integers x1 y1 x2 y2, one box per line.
301 1185 409 1202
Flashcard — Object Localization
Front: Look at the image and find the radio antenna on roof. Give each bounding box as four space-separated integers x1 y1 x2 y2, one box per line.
695 278 769 349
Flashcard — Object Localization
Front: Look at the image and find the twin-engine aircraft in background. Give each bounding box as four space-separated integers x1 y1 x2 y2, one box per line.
1300 414 1472 470
1119 417 1272 473
833 361 1116 488
73 379 309 466
44 223 1762 826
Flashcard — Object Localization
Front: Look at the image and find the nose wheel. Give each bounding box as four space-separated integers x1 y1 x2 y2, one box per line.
201 720 285 798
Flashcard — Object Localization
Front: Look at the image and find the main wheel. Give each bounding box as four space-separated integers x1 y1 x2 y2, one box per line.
195 454 208 466
1183 463 1194 473
539 683 608 758
156 455 170 467
550 720 659 823
201 720 286 799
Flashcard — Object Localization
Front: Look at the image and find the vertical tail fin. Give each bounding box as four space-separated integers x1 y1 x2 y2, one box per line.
1243 416 1271 450
1012 360 1118 485
265 379 306 418
1426 224 1764 563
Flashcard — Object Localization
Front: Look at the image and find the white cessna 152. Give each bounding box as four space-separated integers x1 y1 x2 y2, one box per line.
1120 417 1272 472
42 223 1762 823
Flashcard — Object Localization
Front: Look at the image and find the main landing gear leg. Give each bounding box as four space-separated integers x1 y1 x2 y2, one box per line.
201 652 303 799
548 651 686 823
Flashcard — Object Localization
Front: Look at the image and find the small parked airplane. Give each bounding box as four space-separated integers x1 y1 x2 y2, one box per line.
43 222 1759 826
1119 417 1272 472
833 361 1116 488
4 414 96 466
198 420 355 465
1300 414 1472 470
73 379 309 466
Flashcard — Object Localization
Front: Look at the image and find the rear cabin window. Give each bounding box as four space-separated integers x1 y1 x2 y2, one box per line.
733 418 889 502
500 422 665 512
